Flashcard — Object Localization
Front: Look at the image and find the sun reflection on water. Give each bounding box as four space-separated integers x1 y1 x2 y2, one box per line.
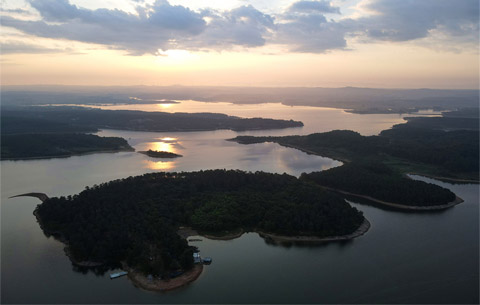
141 137 182 170
157 103 174 110
143 160 176 171
146 137 180 154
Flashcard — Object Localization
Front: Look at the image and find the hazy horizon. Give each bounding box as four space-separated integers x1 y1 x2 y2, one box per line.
1 0 479 89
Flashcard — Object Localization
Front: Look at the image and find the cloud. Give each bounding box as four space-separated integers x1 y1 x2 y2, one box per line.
190 5 275 49
353 0 479 42
0 8 31 14
275 14 347 52
288 0 341 14
0 41 68 54
0 0 478 55
275 1 346 52
2 0 207 55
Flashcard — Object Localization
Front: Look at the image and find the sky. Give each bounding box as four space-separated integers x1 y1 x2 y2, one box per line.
1 0 479 88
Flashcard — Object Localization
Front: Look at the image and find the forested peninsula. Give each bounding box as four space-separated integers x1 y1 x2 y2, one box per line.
2 106 303 132
232 115 478 208
1 133 134 160
34 170 366 290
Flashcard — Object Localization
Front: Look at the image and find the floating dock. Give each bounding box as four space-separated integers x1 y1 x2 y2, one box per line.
203 257 212 264
109 271 128 279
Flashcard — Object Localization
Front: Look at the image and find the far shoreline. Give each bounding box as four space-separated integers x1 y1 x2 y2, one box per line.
1 147 135 161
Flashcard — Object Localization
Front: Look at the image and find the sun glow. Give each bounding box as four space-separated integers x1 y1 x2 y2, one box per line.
157 103 174 109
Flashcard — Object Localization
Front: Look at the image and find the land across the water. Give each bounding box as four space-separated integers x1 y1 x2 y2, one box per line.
232 113 478 209
1 106 304 133
1 133 134 160
1 106 303 160
3 86 478 115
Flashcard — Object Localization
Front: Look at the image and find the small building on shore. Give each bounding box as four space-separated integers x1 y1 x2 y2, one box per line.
193 252 201 264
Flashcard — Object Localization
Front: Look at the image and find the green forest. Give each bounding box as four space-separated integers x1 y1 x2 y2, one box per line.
35 170 364 276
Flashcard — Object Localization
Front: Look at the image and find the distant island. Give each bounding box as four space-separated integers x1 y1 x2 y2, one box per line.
1 133 134 160
231 114 477 209
138 150 182 158
34 170 367 291
1 106 304 132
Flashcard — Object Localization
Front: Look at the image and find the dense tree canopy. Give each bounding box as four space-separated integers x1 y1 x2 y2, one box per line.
1 133 133 160
2 106 303 132
35 170 364 276
302 161 456 206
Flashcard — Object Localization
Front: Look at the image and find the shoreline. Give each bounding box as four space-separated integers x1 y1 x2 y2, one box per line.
178 227 245 241
408 172 479 184
125 264 204 292
276 142 350 163
178 220 370 243
1 147 135 161
257 218 370 243
320 185 464 210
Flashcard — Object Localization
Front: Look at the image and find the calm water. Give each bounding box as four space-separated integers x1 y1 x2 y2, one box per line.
1 105 477 304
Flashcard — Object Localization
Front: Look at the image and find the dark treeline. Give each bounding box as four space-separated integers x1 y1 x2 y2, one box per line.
379 125 478 173
302 161 456 206
1 133 133 160
233 116 479 178
2 106 303 132
35 170 364 276
1 116 97 134
402 116 479 130
232 116 477 205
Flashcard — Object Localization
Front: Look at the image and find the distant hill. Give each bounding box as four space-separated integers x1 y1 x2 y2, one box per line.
2 85 478 114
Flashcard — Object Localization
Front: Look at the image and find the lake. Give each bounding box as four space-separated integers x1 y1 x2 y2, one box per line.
1 103 477 304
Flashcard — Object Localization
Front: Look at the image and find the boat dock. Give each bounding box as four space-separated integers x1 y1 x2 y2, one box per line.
109 271 128 279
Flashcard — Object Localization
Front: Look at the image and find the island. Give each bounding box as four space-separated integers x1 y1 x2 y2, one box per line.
1 133 134 160
33 170 367 291
231 115 477 209
138 150 182 158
